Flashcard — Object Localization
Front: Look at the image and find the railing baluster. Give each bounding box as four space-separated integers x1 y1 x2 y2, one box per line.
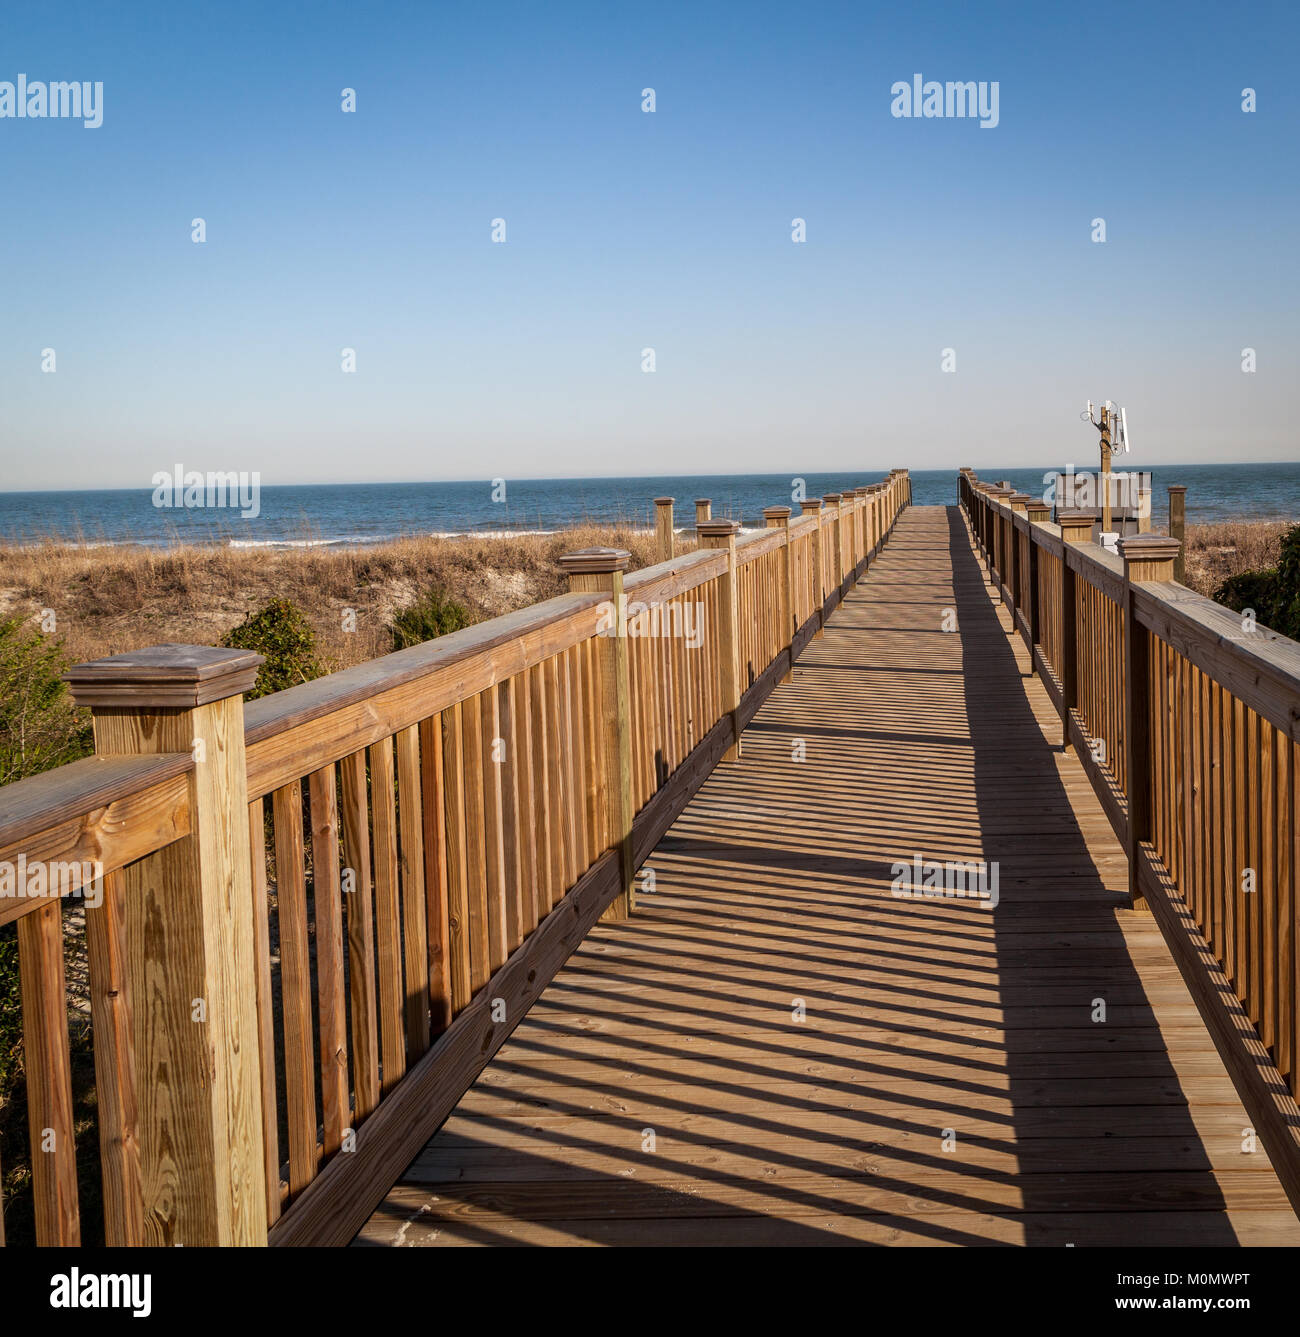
438 703 472 1015
18 900 80 1244
477 686 509 973
418 714 452 1034
85 867 143 1244
308 764 350 1152
273 778 319 1187
395 726 431 1058
247 797 282 1221
341 747 380 1119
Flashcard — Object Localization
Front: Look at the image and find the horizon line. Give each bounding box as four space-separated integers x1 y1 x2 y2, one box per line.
0 459 1275 497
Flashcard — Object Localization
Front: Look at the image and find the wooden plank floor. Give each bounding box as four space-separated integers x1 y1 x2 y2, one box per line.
358 505 1300 1246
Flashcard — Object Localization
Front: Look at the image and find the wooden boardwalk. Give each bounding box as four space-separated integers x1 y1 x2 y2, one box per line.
357 505 1300 1247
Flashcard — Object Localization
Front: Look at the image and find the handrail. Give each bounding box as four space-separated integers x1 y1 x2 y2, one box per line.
958 467 1300 1216
1132 580 1300 742
0 470 910 1247
243 592 606 800
735 527 786 563
0 753 193 926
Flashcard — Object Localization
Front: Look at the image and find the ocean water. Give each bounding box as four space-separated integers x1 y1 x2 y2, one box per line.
0 463 1295 549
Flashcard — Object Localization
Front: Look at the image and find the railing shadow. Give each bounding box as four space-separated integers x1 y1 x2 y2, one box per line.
946 503 1238 1245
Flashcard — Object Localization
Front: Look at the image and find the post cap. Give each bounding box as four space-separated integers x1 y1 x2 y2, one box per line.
65 644 264 710
653 496 675 506
557 547 631 575
1007 492 1031 509
1025 500 1051 519
854 486 870 496
799 498 823 512
1167 484 1187 494
697 519 740 538
762 505 792 521
822 492 842 503
1117 534 1181 566
1057 508 1097 543
694 498 711 507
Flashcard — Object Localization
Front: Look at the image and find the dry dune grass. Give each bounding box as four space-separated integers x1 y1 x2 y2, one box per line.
1175 520 1291 600
0 525 674 671
1 516 1288 672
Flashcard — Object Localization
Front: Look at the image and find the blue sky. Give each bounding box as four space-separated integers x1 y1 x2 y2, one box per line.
1 0 1297 489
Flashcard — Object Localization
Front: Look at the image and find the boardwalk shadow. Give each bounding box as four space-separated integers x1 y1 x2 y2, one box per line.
946 504 1238 1245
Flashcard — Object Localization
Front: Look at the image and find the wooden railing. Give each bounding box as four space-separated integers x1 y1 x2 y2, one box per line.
959 468 1300 1214
0 471 909 1247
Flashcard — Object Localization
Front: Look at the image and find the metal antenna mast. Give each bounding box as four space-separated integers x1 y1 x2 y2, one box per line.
1081 399 1131 535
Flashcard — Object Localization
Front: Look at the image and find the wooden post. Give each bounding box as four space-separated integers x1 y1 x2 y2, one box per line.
694 498 712 527
1007 493 1028 624
800 498 824 636
65 645 269 1245
654 497 675 563
988 488 1014 594
558 548 636 921
837 493 851 592
980 486 998 581
822 495 842 591
1025 499 1050 654
1168 485 1187 584
977 483 994 565
1057 509 1096 751
764 506 793 677
698 520 742 761
854 488 870 575
1118 534 1181 910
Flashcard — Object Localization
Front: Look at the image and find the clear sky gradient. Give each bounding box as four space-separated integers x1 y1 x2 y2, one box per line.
1 0 1297 489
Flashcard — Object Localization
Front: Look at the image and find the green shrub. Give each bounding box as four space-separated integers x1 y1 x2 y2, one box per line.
0 617 93 786
221 597 324 698
1273 525 1300 638
389 590 470 650
0 620 94 1241
1214 524 1300 640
